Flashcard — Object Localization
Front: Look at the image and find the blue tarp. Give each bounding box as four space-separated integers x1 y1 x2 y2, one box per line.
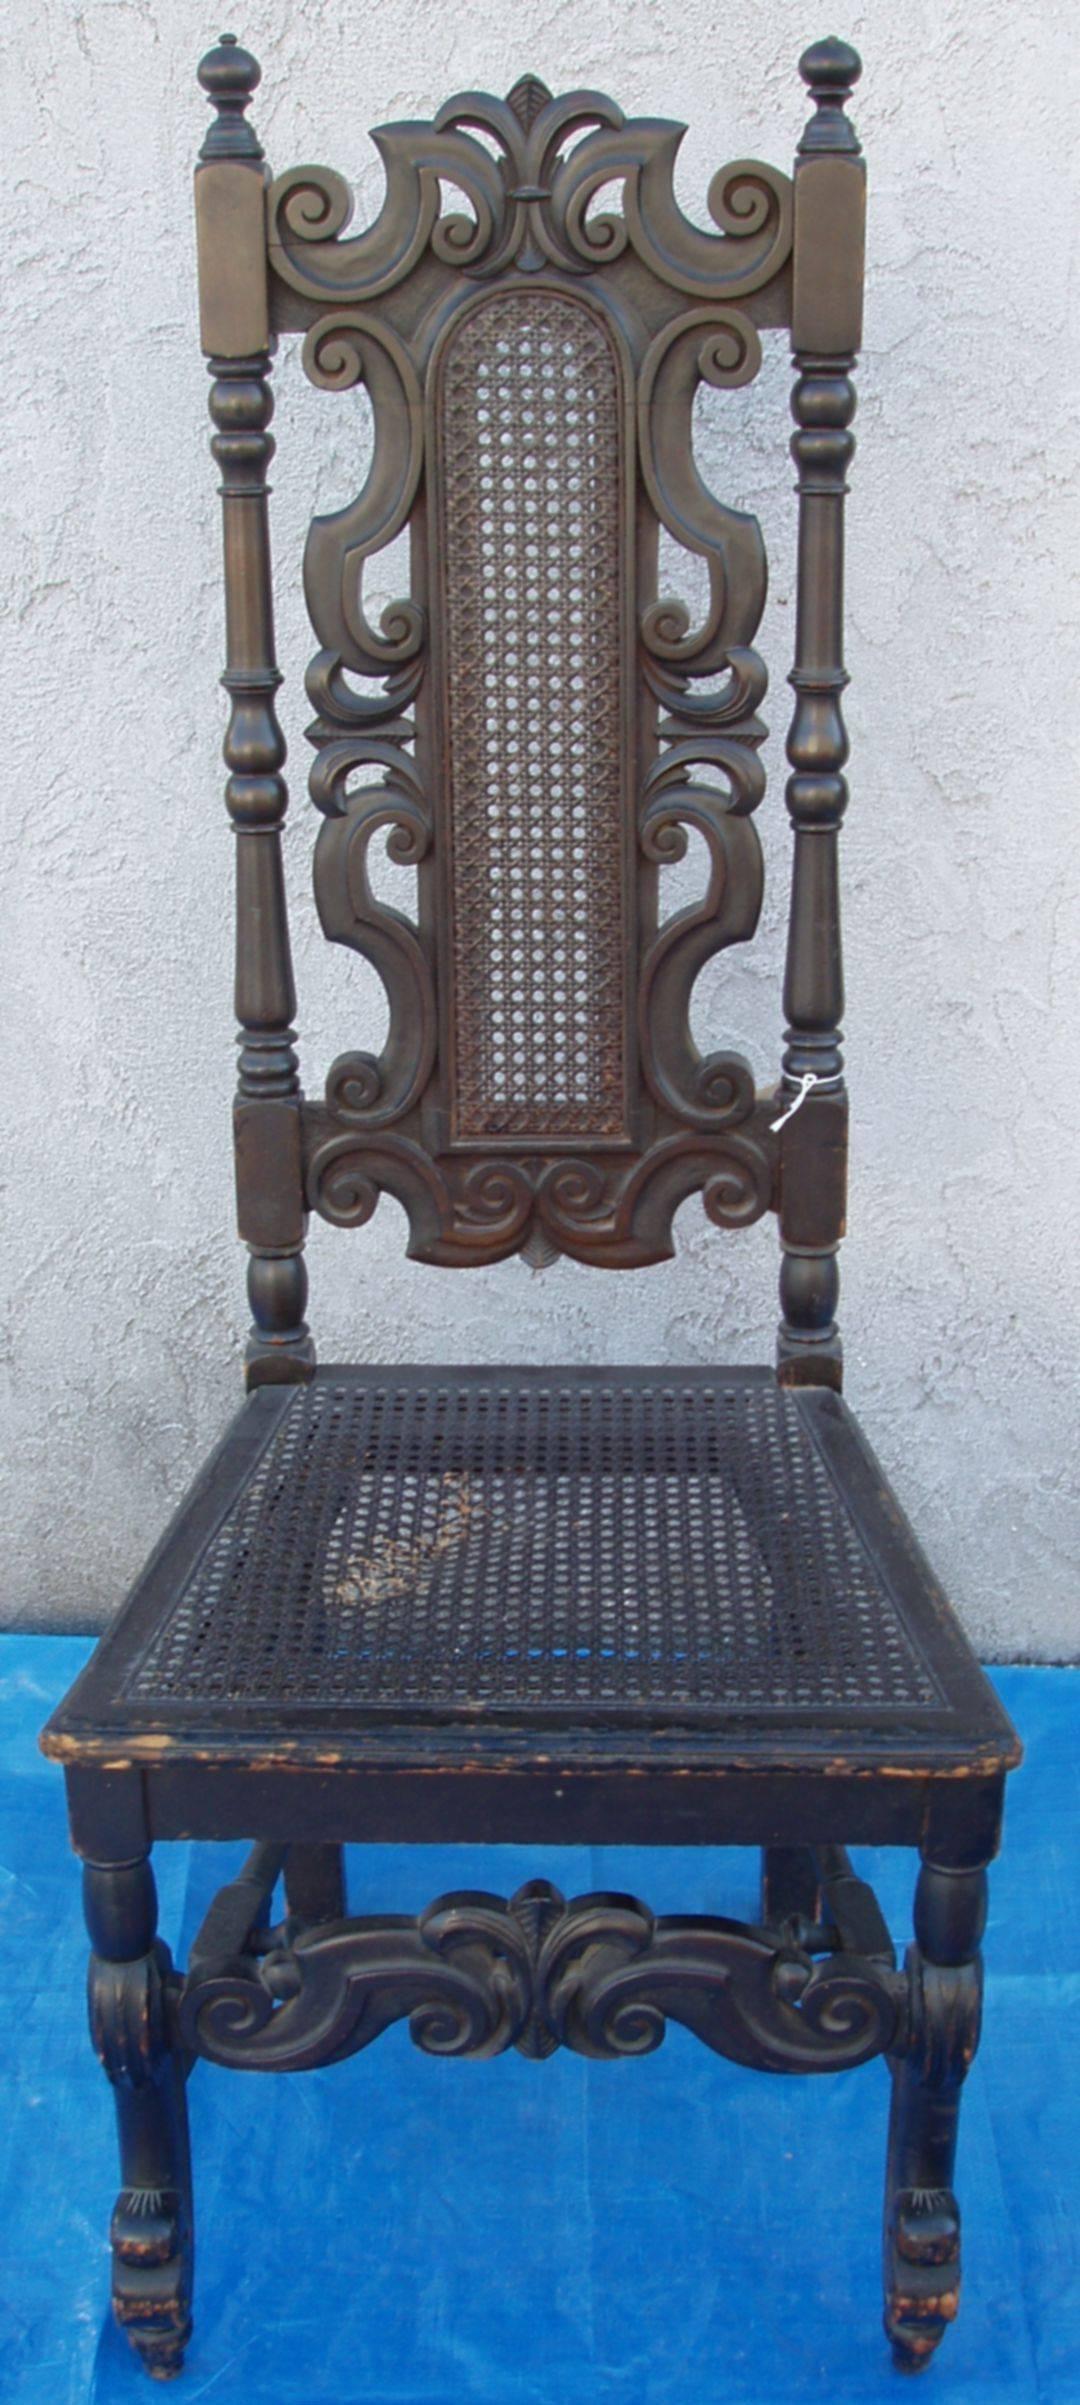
1 1646 1075 2403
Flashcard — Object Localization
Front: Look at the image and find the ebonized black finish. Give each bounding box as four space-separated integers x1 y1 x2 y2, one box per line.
41 32 1021 2383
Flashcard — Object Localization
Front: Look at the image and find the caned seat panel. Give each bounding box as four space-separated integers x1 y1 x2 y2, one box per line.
44 1369 1018 1774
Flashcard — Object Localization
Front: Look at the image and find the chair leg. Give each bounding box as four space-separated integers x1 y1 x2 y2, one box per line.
84 1855 194 2380
760 1844 822 1930
284 1842 346 1926
883 1860 987 2372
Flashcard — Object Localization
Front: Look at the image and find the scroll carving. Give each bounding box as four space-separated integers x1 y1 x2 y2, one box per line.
269 83 791 300
283 76 790 1264
180 1878 903 2075
312 780 436 1132
301 313 424 676
638 308 766 667
306 1126 773 1266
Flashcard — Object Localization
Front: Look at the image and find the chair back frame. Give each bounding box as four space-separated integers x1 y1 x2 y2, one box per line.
194 35 864 1388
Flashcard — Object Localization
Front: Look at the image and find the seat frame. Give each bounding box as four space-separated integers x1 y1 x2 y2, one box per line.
42 32 1021 2387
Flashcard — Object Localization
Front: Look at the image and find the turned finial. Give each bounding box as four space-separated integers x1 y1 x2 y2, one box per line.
797 35 862 154
198 31 264 161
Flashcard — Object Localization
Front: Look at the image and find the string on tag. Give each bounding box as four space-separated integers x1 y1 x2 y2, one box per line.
770 1070 843 1133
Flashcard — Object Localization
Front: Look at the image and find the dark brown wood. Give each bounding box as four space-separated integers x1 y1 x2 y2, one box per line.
265 72 796 1267
36 34 1024 2388
84 1855 193 2380
200 36 314 1387
177 1868 903 2074
777 38 864 1391
883 1860 987 2369
284 1843 347 1926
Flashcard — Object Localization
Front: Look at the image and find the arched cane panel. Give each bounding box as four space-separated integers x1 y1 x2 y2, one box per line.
272 76 796 1265
433 290 630 1146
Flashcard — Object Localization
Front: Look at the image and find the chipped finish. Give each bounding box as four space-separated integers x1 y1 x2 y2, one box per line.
883 1860 986 2371
84 1857 193 2380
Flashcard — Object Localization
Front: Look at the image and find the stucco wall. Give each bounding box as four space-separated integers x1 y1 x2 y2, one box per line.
3 0 1077 1653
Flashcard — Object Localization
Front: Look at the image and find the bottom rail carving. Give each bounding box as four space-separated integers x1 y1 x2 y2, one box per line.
177 1876 904 2074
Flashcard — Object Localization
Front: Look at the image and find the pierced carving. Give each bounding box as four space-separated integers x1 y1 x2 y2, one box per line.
312 773 436 1130
306 1123 774 1264
639 781 763 1130
302 313 424 677
638 307 766 669
279 77 790 1264
268 85 791 299
180 1877 902 2074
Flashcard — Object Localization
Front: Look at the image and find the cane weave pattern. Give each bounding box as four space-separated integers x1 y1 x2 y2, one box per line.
438 292 628 1143
123 1376 943 1718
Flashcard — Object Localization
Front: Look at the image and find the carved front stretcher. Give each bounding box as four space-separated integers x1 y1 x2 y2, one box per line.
180 1851 903 2073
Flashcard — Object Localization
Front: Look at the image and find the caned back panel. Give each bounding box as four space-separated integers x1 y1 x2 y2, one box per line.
436 290 629 1146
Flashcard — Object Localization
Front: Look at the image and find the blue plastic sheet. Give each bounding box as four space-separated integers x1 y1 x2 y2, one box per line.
0 1647 1076 2403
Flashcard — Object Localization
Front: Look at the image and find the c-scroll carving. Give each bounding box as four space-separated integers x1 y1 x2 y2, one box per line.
179 1891 535 2070
180 1877 902 2075
302 312 424 677
305 1127 775 1264
288 77 790 1268
312 763 436 1132
267 85 792 300
639 775 763 1131
639 308 766 669
267 128 504 302
552 131 790 297
635 307 771 1159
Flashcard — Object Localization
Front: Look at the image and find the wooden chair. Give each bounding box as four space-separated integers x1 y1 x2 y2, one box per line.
42 33 1021 2382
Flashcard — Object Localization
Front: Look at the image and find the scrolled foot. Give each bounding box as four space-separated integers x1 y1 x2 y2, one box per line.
882 1860 987 2373
111 2182 193 2379
884 2183 961 2372
84 1858 195 2380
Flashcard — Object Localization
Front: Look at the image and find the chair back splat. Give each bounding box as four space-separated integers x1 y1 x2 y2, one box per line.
194 39 864 1383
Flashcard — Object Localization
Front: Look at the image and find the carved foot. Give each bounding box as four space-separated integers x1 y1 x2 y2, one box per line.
884 2161 961 2371
882 1863 987 2373
111 2181 192 2379
85 1859 194 2379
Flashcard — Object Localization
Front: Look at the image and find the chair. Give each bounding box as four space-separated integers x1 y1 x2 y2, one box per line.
42 31 1021 2383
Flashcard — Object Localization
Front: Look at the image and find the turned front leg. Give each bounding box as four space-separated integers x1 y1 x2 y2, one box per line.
85 1856 194 2380
883 1860 987 2372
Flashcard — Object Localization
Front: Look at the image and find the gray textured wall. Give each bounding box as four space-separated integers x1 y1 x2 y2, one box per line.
3 0 1078 1654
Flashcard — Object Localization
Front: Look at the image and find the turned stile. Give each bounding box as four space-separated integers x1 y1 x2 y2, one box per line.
196 36 314 1386
777 39 865 1390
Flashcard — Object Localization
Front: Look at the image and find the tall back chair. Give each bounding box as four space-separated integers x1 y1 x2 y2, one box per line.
43 34 1020 2385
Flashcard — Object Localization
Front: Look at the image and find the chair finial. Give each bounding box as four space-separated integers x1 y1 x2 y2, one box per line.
797 35 862 155
198 31 264 161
